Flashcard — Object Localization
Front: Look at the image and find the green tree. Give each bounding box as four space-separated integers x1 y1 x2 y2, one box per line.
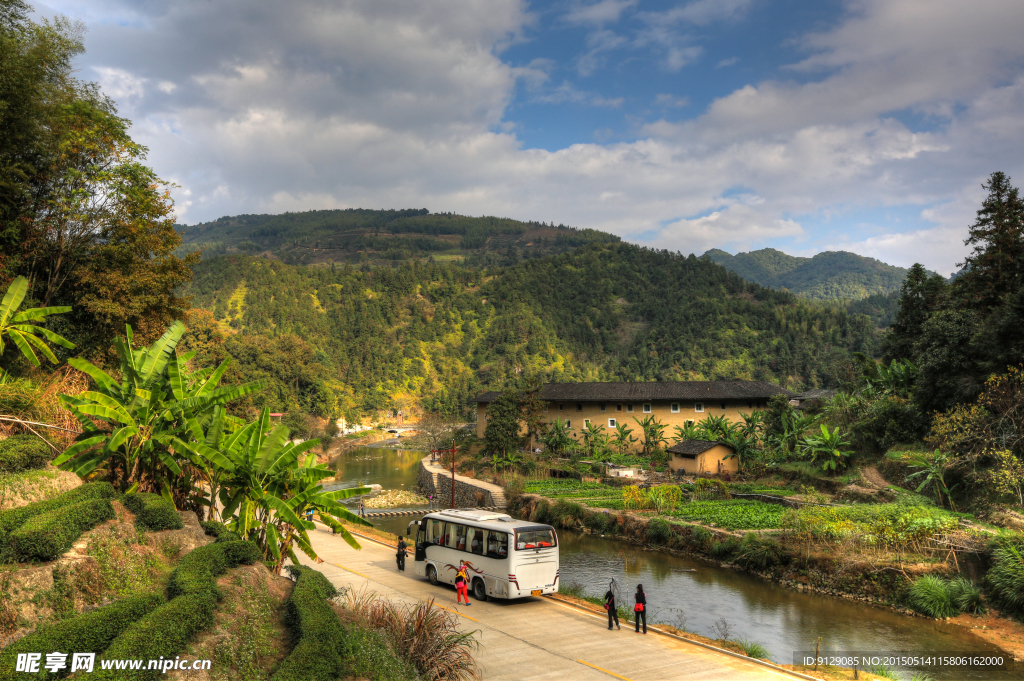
800 424 853 474
906 450 958 510
580 420 610 458
883 263 949 362
610 421 637 456
955 172 1024 312
482 387 523 457
540 417 575 457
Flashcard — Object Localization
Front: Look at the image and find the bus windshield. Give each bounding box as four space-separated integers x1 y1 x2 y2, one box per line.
514 527 557 550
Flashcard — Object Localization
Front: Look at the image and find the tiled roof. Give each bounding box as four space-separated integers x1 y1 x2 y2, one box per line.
666 439 731 456
469 380 793 404
794 389 836 401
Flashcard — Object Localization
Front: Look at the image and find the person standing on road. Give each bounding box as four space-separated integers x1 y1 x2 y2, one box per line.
604 582 620 630
396 537 407 572
634 584 647 634
455 561 471 606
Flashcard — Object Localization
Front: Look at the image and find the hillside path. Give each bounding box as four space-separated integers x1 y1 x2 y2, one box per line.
299 525 811 681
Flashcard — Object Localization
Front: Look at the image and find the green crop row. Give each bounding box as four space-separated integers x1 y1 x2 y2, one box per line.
122 493 183 532
0 434 51 474
8 497 116 561
271 565 347 681
669 500 788 530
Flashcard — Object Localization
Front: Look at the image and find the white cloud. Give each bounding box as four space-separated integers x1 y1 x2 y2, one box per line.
41 0 1024 276
654 93 688 108
563 0 638 26
717 57 739 68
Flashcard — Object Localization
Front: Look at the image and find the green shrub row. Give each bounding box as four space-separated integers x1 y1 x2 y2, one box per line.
88 540 262 680
92 594 216 680
8 497 115 562
199 519 241 542
0 435 51 474
905 574 985 619
121 493 183 531
270 565 347 681
0 481 116 542
0 594 164 681
166 540 262 601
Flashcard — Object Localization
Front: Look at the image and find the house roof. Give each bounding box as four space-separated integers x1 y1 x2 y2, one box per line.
666 439 733 456
469 381 794 404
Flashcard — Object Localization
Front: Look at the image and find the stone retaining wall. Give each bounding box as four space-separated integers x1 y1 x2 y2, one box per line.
416 457 504 509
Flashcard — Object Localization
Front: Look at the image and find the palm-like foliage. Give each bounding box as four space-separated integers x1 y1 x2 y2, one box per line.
54 322 264 506
672 421 701 443
540 417 575 457
611 422 637 455
906 449 958 510
800 424 853 473
194 408 371 573
0 276 74 365
580 421 610 458
633 415 667 456
854 353 919 398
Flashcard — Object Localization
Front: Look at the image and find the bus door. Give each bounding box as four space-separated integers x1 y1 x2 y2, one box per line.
407 519 427 562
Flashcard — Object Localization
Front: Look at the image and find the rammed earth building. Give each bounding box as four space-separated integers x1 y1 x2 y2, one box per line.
470 381 795 467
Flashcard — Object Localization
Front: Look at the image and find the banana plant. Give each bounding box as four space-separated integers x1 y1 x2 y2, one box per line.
0 275 74 365
611 421 637 456
672 421 702 443
580 421 611 458
55 321 264 505
191 408 371 572
633 414 667 456
540 417 575 457
800 424 853 474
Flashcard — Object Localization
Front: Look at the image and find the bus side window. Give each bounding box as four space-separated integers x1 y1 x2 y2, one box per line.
469 527 483 555
497 532 508 557
454 524 468 551
486 531 508 558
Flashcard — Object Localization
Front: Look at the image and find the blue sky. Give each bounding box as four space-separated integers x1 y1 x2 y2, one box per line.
37 0 1024 274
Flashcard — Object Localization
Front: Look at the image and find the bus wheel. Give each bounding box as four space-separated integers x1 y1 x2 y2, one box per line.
427 564 438 586
473 578 488 602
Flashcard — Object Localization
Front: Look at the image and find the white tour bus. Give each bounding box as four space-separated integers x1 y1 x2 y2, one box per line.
407 509 559 601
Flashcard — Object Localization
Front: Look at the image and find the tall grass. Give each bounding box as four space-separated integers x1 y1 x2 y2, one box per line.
947 576 986 614
345 588 480 680
906 575 959 619
734 534 788 570
735 639 770 661
987 539 1024 616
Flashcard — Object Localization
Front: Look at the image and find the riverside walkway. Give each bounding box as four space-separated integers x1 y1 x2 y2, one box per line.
299 527 813 681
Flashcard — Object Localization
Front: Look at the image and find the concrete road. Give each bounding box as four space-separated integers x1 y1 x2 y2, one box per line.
299 527 806 681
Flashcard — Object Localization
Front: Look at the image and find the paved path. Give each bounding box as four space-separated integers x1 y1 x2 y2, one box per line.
299 527 804 681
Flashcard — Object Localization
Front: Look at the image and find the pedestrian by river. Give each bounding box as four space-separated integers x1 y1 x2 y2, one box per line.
396 537 407 572
359 500 364 517
634 584 647 634
604 581 620 630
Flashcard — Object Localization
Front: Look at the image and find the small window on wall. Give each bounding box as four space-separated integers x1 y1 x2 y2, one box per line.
685 419 694 426
558 403 564 411
600 404 606 412
584 419 590 427
616 404 622 412
721 403 726 410
670 403 680 413
626 405 634 413
576 403 583 412
643 404 652 413
695 403 704 413
608 418 617 428
565 420 571 428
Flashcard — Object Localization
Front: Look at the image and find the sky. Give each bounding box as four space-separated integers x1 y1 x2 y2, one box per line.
36 0 1024 275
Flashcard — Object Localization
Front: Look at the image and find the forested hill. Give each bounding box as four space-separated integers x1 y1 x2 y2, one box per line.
183 242 879 421
703 248 937 300
177 208 619 268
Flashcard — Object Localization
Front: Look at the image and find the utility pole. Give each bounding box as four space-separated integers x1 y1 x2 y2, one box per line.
450 439 456 510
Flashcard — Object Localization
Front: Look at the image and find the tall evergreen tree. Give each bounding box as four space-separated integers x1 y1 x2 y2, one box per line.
883 263 948 362
955 171 1024 311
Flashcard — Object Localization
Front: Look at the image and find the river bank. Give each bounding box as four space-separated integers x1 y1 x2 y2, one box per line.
509 491 1024 664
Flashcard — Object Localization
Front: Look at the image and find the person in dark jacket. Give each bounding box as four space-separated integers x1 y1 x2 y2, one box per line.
396 538 407 572
634 584 647 634
604 585 620 630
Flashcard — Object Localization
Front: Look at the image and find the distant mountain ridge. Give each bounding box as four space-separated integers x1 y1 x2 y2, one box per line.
702 248 935 300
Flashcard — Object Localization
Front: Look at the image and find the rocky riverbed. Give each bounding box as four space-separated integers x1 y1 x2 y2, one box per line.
362 489 428 509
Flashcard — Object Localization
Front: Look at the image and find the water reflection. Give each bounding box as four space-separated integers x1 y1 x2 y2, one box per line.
328 446 1020 680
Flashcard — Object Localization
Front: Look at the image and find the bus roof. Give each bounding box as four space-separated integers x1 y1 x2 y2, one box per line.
425 509 548 530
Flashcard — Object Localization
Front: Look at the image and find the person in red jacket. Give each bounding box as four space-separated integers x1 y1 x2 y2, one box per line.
455 562 471 606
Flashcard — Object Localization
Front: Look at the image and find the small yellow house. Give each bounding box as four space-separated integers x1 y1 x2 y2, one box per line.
666 440 738 475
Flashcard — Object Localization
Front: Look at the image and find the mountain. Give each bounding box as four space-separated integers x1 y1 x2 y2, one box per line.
702 248 934 301
182 239 879 422
177 208 619 268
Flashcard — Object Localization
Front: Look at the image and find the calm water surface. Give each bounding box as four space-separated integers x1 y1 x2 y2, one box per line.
330 445 1019 680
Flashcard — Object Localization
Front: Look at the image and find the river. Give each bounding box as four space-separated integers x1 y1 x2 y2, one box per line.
328 445 1019 680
